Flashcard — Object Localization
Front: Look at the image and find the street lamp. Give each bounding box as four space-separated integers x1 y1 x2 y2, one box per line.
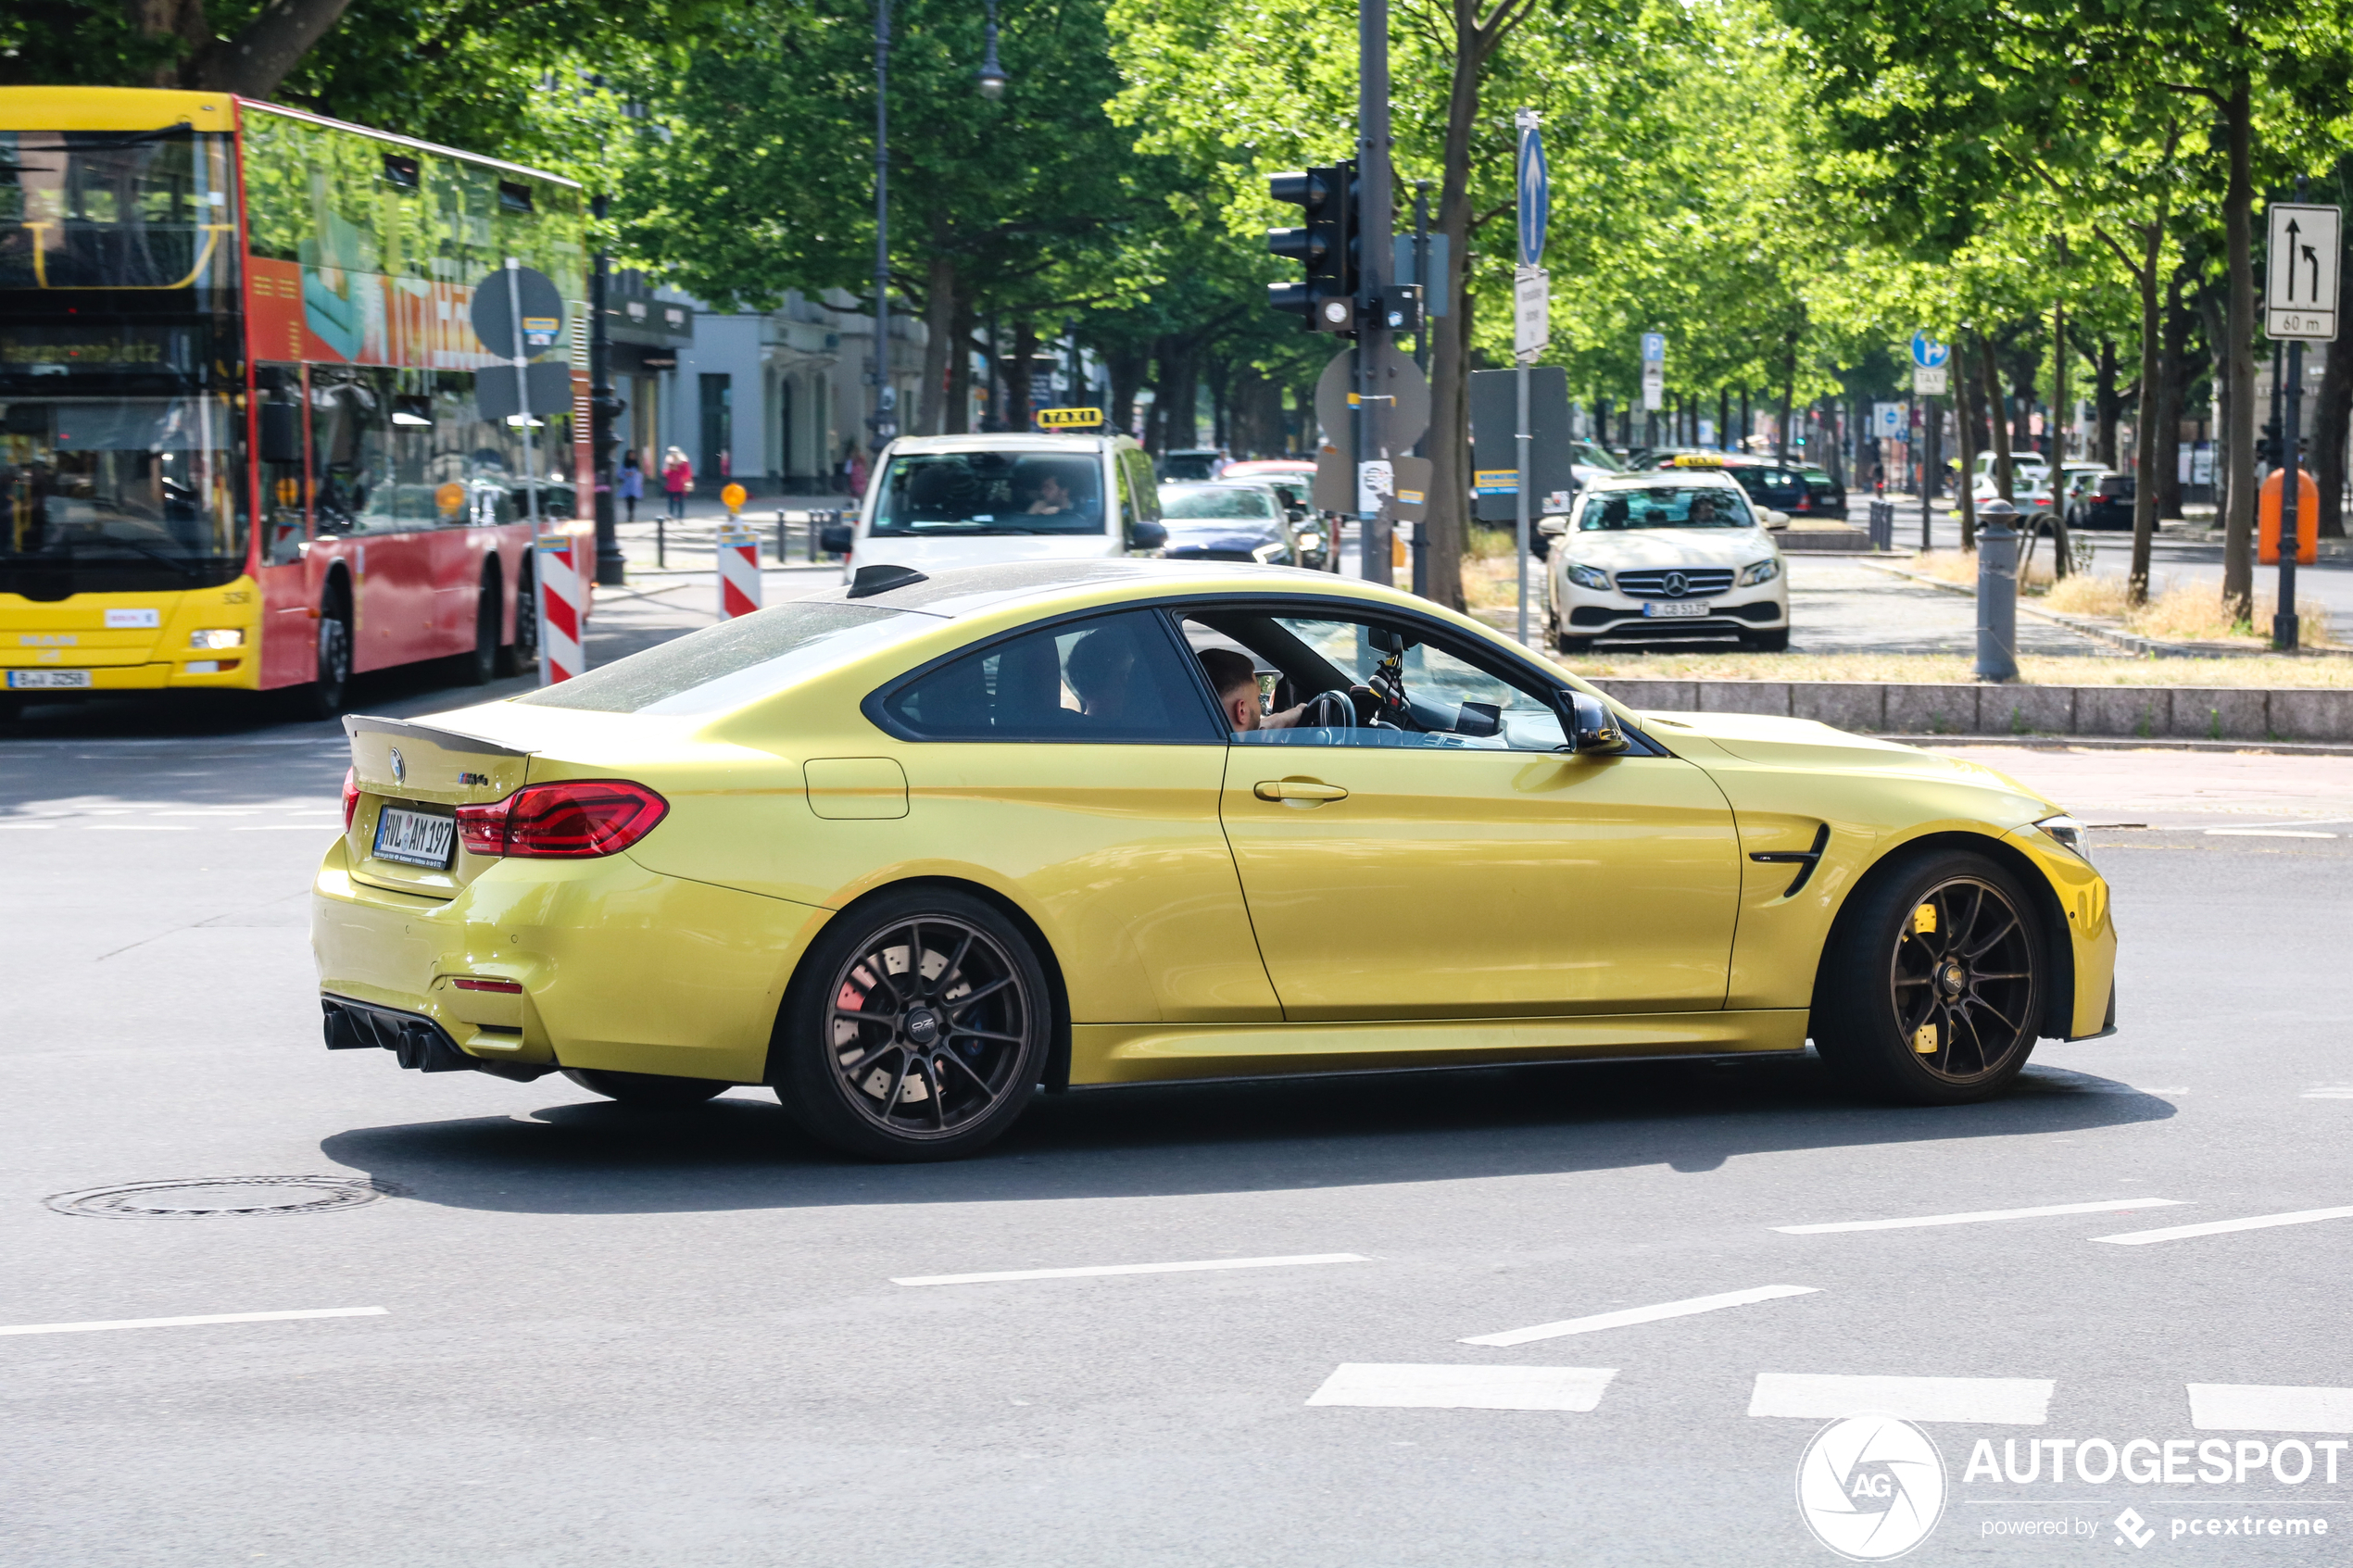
872 0 1009 448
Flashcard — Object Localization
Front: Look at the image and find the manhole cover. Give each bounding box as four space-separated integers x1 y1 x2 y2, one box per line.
44 1175 399 1219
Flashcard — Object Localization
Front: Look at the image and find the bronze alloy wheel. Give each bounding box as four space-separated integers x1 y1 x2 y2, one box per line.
1887 875 2039 1084
792 905 1047 1157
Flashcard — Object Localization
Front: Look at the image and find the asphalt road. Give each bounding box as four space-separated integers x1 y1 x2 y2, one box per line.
5 640 2351 1564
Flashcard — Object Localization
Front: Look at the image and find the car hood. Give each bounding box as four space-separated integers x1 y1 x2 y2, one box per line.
1628 709 2059 819
852 533 1115 573
1555 526 1778 571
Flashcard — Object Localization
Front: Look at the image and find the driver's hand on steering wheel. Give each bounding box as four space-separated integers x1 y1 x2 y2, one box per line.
1261 703 1309 730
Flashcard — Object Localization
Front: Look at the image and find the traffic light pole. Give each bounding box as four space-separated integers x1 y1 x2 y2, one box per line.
1355 0 1391 585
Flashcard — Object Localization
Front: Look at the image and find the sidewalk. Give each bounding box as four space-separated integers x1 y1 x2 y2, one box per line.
612 494 851 575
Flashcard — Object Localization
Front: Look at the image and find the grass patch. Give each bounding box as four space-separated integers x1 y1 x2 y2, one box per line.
1902 551 2335 647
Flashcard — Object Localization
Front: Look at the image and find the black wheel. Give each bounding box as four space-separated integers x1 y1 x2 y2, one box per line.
1812 850 2045 1105
460 576 498 685
497 565 537 677
560 1067 729 1106
1742 627 1791 652
0 694 21 726
296 599 352 721
773 889 1050 1161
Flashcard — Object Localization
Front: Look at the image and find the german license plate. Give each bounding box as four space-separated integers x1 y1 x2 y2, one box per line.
7 669 93 689
1642 600 1711 619
372 806 456 869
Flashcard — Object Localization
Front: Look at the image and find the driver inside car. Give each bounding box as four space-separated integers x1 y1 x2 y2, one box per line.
1198 647 1306 733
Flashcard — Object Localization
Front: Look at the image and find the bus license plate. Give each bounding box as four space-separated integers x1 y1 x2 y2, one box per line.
1642 600 1710 618
373 806 456 869
7 670 93 689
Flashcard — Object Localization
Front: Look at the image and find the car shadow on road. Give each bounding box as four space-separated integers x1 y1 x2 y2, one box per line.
319 1055 2175 1216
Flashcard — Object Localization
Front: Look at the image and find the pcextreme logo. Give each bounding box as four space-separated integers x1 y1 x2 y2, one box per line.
1797 1414 1947 1561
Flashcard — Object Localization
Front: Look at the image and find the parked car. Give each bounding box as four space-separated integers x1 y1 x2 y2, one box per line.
2069 471 2136 532
1156 481 1304 567
1796 467 1848 521
1159 448 1228 482
1220 458 1335 569
1662 453 1813 518
1540 470 1791 653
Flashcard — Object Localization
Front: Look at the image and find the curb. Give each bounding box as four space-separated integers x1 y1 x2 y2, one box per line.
1586 676 2353 746
1878 733 2353 758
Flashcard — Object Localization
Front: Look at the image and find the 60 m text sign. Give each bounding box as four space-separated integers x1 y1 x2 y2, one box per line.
2266 203 2340 342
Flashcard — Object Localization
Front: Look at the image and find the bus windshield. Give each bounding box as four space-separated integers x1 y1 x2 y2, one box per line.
2 394 248 594
0 130 239 291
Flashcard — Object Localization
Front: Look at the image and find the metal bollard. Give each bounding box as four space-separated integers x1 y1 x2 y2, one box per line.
775 508 787 565
656 515 665 570
1974 498 2020 683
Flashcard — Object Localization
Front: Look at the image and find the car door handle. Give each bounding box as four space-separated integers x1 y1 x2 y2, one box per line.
1254 780 1348 803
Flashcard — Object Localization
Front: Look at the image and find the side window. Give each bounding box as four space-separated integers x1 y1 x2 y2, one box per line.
1186 610 1567 752
877 609 1221 744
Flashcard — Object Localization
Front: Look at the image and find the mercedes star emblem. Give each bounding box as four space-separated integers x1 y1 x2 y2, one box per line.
1664 571 1689 597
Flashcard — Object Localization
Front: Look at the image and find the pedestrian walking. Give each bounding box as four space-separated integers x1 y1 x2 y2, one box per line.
618 451 644 523
662 446 692 520
847 446 869 498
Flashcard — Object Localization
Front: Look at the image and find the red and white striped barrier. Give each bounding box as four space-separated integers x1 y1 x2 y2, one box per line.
535 533 584 684
717 523 762 619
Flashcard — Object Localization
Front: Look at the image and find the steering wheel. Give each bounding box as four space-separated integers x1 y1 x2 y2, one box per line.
1302 689 1356 729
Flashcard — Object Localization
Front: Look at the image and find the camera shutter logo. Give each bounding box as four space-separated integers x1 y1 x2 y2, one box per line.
1795 1414 1946 1561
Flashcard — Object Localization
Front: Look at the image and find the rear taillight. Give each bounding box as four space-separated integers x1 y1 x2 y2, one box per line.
452 977 523 993
342 768 359 832
455 781 668 859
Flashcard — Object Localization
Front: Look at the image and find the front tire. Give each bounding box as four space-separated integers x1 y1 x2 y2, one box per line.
773 888 1051 1161
497 564 538 677
296 601 352 721
560 1068 728 1106
1812 849 2045 1105
460 576 498 684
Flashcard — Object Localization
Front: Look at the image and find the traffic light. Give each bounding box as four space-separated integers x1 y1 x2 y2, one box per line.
1267 159 1358 333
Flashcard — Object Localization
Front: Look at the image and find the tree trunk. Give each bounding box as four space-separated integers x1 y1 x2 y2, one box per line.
2050 292 2071 578
2095 337 2121 468
2221 65 2258 619
1004 319 1036 435
2201 285 2231 539
2156 263 2194 521
946 298 975 436
185 0 356 97
127 0 211 85
1955 338 1980 549
2316 330 2353 540
2129 186 2171 603
1982 332 2014 502
1107 346 1148 441
1421 1 1484 615
917 252 956 437
1774 332 1795 462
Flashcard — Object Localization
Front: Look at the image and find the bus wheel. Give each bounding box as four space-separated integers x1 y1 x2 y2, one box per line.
299 605 352 721
461 577 498 685
497 567 538 677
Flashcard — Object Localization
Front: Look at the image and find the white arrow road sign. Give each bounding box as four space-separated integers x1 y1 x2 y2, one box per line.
2267 203 2340 341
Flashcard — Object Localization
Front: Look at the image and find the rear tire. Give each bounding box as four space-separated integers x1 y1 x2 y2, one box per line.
772 887 1051 1161
460 576 498 685
1811 849 2045 1105
497 564 537 677
560 1068 729 1106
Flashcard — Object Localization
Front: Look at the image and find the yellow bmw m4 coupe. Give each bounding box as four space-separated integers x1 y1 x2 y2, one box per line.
313 559 2116 1161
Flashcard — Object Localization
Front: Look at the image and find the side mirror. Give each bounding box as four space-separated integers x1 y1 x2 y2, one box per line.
818 523 854 555
1537 516 1568 537
1559 690 1629 755
1128 520 1167 552
1762 509 1790 530
258 402 302 466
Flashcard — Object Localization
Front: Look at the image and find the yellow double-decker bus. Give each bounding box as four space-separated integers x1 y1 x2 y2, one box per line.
1 87 596 721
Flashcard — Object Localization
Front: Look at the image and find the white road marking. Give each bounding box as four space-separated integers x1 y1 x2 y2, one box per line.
0 1306 388 1337
2303 1086 2353 1099
2091 1206 2353 1245
2188 1384 2353 1433
1461 1285 1818 1346
1749 1373 2053 1424
1774 1198 2186 1235
0 822 57 830
2205 828 2337 838
84 824 193 831
893 1253 1369 1286
1308 1363 1617 1411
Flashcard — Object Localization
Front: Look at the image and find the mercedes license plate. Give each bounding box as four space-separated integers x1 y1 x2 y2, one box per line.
1642 600 1711 619
7 669 93 689
372 806 456 869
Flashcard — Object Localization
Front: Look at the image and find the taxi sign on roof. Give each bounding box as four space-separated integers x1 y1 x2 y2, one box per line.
1668 454 1727 468
1036 407 1104 430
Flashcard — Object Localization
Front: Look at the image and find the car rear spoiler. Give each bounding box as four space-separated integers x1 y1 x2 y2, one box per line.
341 714 533 759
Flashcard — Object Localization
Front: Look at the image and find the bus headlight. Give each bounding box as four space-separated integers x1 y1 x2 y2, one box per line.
189 629 246 649
1565 561 1610 592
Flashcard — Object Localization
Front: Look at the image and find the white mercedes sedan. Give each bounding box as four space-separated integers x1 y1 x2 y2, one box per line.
1539 470 1792 653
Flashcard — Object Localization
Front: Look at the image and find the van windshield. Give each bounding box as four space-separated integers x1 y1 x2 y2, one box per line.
871 450 1107 536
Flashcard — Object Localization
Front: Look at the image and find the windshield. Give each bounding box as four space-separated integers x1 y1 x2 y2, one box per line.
870 450 1107 537
1160 484 1277 521
1572 440 1626 473
3 393 248 594
519 601 937 714
1578 486 1753 530
0 130 238 291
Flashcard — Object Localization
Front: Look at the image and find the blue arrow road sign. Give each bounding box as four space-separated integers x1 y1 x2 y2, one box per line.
1910 330 1950 370
1516 118 1549 268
